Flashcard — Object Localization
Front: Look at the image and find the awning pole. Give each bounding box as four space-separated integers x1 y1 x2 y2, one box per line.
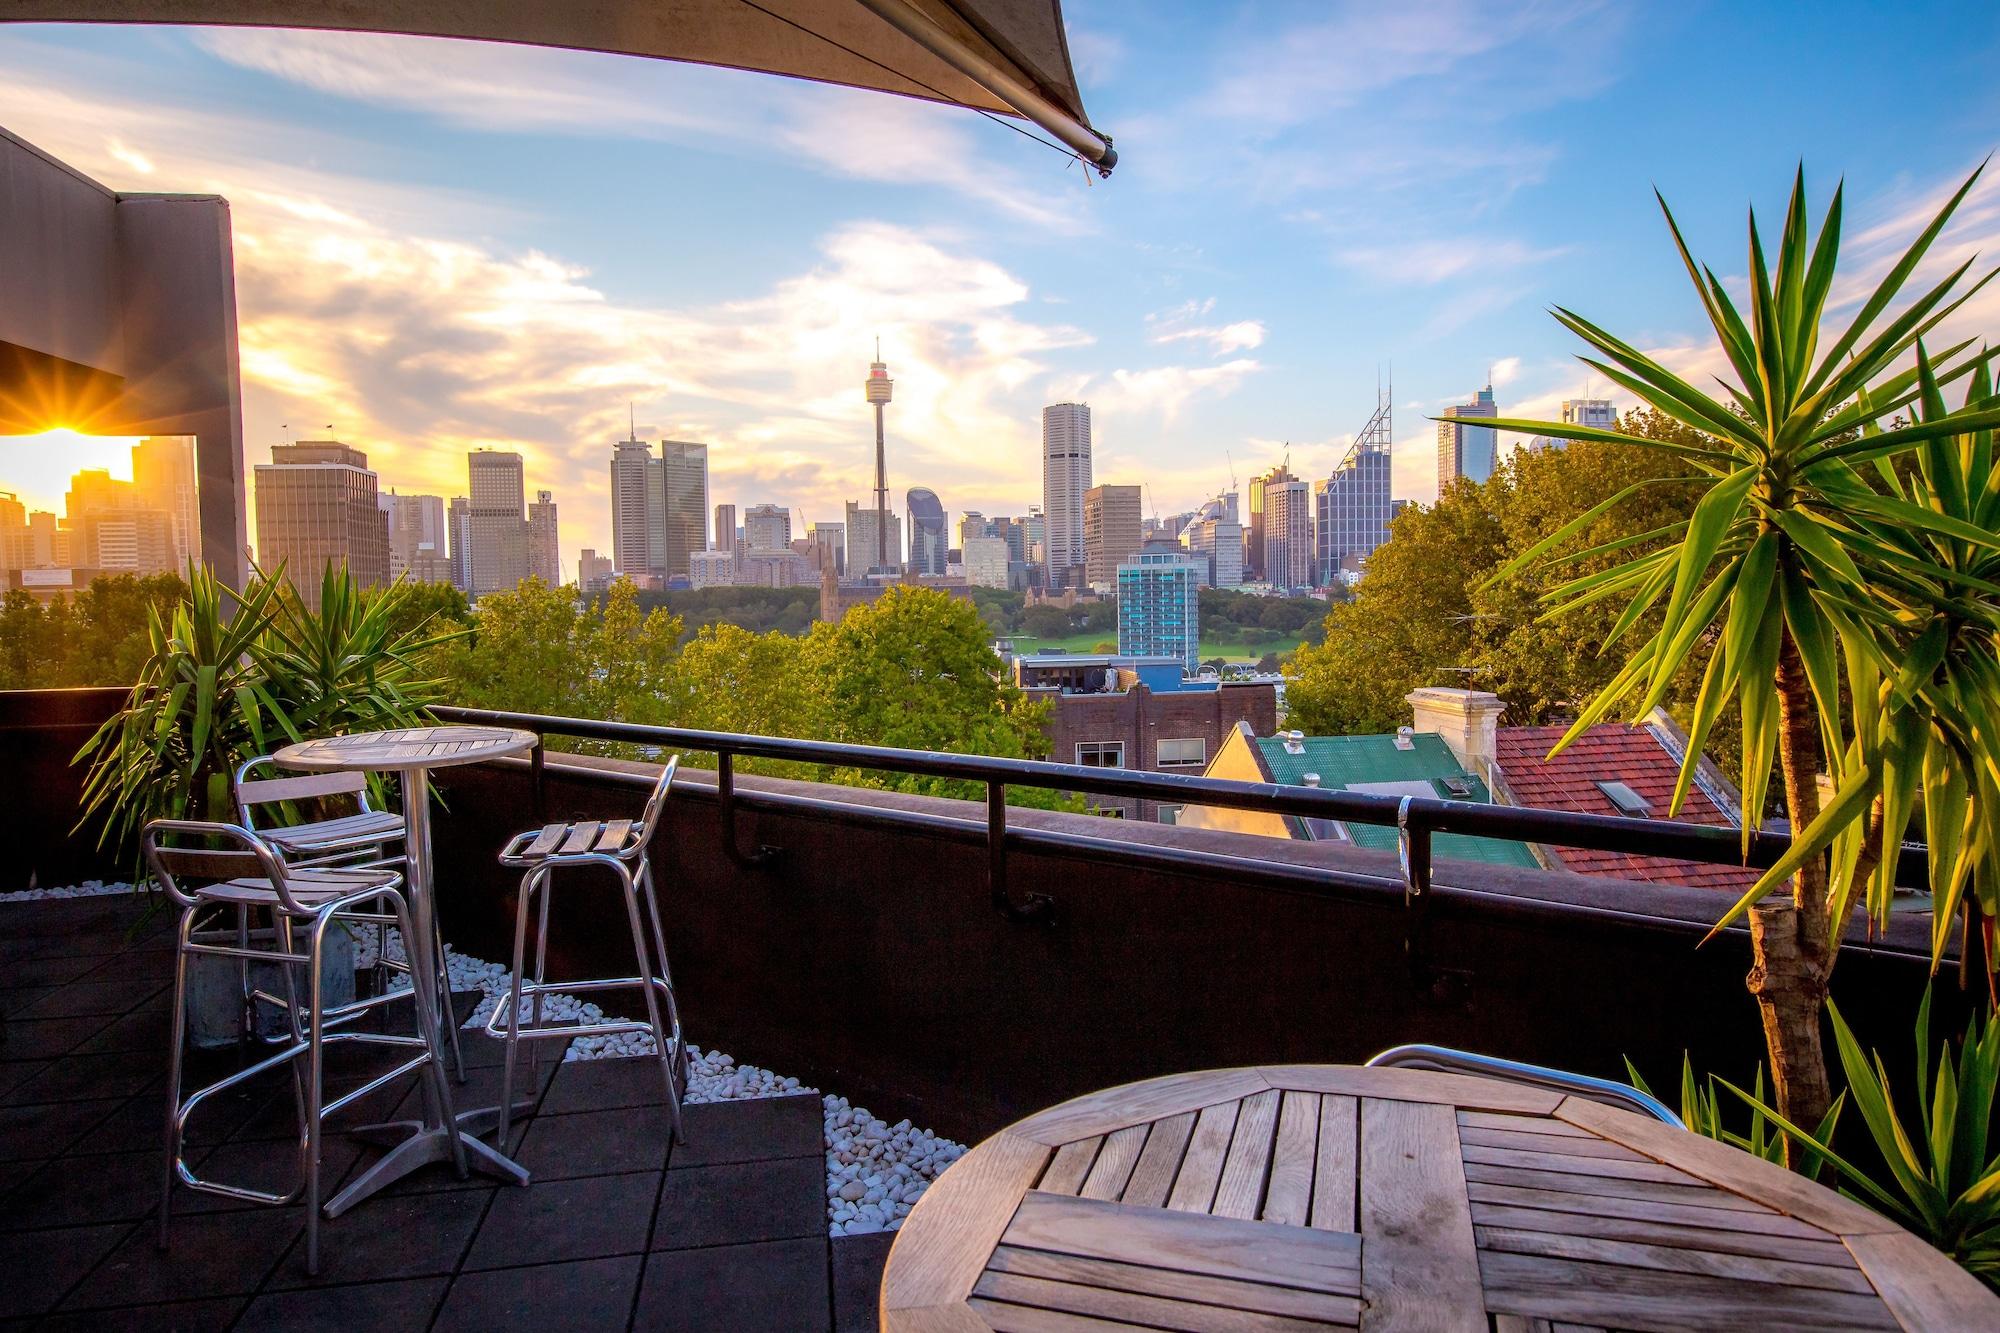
854 0 1116 176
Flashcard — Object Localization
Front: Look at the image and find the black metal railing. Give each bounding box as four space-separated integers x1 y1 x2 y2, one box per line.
433 706 1934 983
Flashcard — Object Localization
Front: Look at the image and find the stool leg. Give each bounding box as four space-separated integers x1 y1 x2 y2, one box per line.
637 860 687 1093
614 861 682 1143
528 872 553 1086
497 866 538 1147
158 904 196 1251
304 911 330 1278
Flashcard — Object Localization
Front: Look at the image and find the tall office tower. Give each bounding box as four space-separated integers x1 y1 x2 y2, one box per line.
962 536 1011 589
380 491 451 584
1082 483 1142 588
0 491 23 570
63 469 174 575
844 500 901 575
805 522 846 576
661 440 708 580
609 434 665 580
131 436 198 572
1437 382 1499 487
253 441 389 605
1245 462 1297 582
958 511 989 550
578 548 614 593
447 496 471 591
528 489 561 585
1527 398 1617 451
864 346 894 572
713 504 739 554
1188 513 1244 587
906 487 947 576
465 450 530 597
1316 391 1395 581
1041 403 1092 589
1263 478 1315 590
1117 550 1202 673
742 503 790 553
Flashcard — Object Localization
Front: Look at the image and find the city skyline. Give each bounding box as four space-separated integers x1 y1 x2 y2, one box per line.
3 6 1998 579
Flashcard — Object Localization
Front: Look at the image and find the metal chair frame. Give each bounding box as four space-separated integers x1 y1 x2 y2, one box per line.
1364 1043 1684 1127
235 756 469 1082
145 819 467 1276
487 756 687 1145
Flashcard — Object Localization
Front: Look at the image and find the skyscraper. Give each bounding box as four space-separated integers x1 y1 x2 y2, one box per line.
1437 383 1499 487
609 433 664 581
1082 483 1142 588
906 487 947 577
253 441 390 606
962 536 1011 589
466 449 529 597
1245 462 1297 583
1041 403 1092 589
805 522 845 577
1264 478 1315 590
1527 398 1618 451
131 436 197 573
528 489 561 585
713 503 739 554
64 468 176 576
844 500 901 575
1316 391 1395 581
743 503 790 553
380 490 451 584
578 548 614 593
661 440 708 580
864 347 894 572
1118 549 1202 672
447 496 471 591
1188 509 1244 588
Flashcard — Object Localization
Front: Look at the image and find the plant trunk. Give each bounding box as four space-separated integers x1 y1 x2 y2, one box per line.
1745 630 1835 1161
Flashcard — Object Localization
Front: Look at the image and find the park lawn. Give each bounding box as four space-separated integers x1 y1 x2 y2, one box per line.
1011 631 1302 661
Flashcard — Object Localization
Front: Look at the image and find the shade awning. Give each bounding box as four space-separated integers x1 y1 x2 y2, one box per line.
1 0 1116 172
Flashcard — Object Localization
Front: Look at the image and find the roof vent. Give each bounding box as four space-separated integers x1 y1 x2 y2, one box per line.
1439 776 1473 797
1281 730 1306 755
1393 725 1416 752
1301 773 1321 787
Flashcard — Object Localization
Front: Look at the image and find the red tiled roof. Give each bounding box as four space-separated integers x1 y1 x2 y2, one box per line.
1493 724 1762 893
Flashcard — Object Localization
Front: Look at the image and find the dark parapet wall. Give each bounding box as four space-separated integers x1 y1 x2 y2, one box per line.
0 686 130 890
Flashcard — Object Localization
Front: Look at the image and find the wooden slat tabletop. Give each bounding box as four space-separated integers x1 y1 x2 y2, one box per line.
273 724 538 773
880 1065 1996 1332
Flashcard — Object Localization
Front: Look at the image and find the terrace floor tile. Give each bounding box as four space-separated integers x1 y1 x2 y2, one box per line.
30 1296 245 1332
263 1186 491 1289
65 1208 301 1308
0 1093 125 1162
1 1147 164 1230
635 1237 832 1333
668 1092 821 1169
831 1230 895 1333
434 1254 643 1332
235 1274 448 1331
514 1104 675 1181
462 1169 659 1271
0 1221 132 1317
650 1157 824 1251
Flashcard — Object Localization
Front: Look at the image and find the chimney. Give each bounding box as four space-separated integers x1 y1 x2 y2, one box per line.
1405 687 1505 779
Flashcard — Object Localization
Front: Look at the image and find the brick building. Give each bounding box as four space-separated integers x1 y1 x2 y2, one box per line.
1015 654 1279 820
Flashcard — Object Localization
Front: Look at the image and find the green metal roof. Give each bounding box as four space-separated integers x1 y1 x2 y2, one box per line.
1252 733 1541 869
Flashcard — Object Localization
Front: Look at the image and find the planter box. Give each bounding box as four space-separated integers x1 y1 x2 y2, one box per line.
184 922 358 1050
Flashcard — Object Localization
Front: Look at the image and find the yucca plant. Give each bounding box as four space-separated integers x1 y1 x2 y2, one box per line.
1723 992 2000 1290
74 563 453 872
1476 165 2000 1135
1627 1054 1840 1175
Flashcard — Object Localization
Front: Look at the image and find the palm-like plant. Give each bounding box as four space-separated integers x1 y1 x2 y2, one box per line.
75 564 453 870
1477 165 2000 1133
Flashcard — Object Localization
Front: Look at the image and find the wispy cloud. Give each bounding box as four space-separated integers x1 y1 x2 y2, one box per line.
1145 298 1266 353
1336 239 1568 285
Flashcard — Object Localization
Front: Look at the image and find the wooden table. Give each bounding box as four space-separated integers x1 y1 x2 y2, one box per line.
880 1065 1997 1331
274 724 539 1212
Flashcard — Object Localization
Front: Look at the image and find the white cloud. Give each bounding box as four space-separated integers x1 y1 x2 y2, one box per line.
1336 238 1567 285
1145 298 1266 354
1049 359 1262 430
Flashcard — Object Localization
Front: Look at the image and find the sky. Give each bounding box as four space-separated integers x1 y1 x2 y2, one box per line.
3 1 2000 577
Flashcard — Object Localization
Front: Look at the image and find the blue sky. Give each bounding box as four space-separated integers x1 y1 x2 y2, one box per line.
3 2 1999 572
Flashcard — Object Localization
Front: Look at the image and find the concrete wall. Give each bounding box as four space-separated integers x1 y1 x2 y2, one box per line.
0 128 247 585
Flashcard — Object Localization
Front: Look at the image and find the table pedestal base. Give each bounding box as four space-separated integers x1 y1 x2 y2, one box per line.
325 1112 532 1217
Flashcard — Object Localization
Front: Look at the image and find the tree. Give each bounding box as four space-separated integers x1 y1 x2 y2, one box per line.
1482 166 2000 1137
0 573 187 689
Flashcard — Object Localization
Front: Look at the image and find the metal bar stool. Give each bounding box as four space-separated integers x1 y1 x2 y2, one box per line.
235 758 466 1082
487 755 687 1145
145 819 466 1276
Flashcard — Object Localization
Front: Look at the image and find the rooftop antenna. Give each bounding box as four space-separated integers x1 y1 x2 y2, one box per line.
629 401 635 442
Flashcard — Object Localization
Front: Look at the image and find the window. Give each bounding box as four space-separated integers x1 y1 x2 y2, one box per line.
1156 737 1206 768
1157 804 1184 825
1076 741 1125 768
1596 780 1654 816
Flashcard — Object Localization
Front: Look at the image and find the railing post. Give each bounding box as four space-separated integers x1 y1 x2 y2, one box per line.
717 750 780 869
530 741 546 823
989 780 1056 924
1398 797 1433 988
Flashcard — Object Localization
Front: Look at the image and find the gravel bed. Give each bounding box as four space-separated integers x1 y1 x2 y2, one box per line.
0 878 138 901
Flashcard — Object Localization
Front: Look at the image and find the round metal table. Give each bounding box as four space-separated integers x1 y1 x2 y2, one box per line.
274 723 539 1212
880 1064 1996 1331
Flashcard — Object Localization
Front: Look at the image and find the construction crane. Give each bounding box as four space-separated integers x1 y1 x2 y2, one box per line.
1225 449 1237 491
1147 484 1160 526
